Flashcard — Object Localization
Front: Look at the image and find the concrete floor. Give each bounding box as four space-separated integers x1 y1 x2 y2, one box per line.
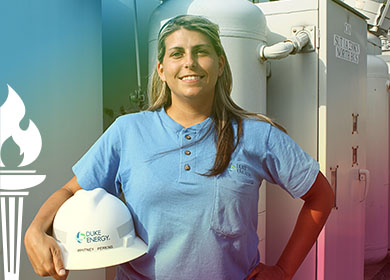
105 253 390 280
365 253 390 280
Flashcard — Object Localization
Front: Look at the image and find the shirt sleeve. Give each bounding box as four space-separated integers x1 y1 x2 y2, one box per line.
262 125 320 198
72 119 122 196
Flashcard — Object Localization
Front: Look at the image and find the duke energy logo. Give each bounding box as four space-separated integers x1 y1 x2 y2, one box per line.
75 230 110 244
75 232 86 243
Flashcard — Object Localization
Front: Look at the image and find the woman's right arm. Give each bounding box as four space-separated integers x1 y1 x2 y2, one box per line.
24 176 82 280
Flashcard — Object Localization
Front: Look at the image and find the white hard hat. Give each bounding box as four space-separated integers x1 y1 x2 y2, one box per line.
53 188 147 270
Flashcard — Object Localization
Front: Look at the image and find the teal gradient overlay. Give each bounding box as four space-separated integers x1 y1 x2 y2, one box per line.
0 1 104 279
101 0 159 128
0 0 160 278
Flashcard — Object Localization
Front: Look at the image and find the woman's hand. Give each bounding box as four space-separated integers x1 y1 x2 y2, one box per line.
24 226 68 280
24 176 81 279
246 263 289 280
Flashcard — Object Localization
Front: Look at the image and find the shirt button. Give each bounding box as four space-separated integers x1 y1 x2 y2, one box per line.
185 150 191 155
185 135 192 140
184 164 191 171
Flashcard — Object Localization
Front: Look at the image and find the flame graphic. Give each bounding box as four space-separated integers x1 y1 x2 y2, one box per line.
0 85 42 168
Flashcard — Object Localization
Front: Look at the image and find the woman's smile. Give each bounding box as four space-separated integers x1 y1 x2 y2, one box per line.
179 74 204 82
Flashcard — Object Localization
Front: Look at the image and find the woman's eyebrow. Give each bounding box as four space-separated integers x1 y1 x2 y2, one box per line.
167 46 184 52
167 44 212 51
192 44 212 50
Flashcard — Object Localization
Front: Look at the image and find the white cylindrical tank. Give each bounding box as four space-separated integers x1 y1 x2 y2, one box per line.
148 0 268 113
364 54 390 264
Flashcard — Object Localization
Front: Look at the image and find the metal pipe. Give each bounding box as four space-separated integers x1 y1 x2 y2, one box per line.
132 0 141 90
258 29 311 61
129 0 145 106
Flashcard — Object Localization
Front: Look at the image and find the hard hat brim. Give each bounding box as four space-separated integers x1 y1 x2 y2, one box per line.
61 236 148 270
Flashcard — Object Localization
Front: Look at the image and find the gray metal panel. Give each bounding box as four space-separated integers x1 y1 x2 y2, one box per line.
258 2 319 279
261 0 368 279
332 0 369 19
318 0 367 279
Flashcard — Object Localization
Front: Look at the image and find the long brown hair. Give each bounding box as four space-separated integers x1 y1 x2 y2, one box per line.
148 15 285 176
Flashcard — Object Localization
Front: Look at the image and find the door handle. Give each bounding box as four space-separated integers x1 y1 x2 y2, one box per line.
330 166 339 209
358 169 370 202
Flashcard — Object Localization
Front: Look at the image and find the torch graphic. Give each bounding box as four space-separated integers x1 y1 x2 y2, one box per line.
0 85 46 280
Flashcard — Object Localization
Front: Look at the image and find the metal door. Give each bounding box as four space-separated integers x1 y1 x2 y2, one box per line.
317 1 367 279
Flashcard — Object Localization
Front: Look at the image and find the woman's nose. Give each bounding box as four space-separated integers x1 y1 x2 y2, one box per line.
184 53 196 68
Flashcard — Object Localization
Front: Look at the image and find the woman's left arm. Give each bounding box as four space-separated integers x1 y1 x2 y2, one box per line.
248 171 334 280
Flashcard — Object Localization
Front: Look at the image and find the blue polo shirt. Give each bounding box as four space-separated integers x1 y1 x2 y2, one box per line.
72 108 319 280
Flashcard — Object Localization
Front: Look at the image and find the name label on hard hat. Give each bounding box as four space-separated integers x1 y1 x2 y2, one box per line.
77 245 114 253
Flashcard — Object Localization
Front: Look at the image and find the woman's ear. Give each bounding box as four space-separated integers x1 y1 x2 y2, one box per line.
157 61 166 82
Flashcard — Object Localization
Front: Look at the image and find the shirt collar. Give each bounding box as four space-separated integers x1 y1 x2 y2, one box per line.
157 107 213 133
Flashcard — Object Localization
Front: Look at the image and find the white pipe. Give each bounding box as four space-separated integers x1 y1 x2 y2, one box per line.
129 0 145 105
132 0 141 90
258 29 310 61
293 29 310 53
258 42 294 60
377 1 390 29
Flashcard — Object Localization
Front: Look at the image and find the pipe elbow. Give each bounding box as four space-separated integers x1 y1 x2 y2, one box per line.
258 42 294 61
257 29 311 61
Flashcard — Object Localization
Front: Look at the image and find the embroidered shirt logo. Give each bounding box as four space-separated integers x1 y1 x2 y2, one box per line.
229 163 251 177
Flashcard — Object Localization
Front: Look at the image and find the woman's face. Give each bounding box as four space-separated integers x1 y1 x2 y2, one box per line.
157 28 225 109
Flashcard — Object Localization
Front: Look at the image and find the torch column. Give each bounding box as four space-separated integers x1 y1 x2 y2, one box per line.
0 170 46 280
0 191 28 280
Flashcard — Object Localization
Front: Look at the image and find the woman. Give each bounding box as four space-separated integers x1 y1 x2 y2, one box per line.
25 15 334 280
